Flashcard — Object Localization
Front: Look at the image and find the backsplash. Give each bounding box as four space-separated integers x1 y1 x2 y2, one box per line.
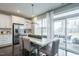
0 28 11 35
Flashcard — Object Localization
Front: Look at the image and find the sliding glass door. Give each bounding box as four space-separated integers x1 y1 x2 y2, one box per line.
54 19 66 56
54 17 79 56
67 17 79 56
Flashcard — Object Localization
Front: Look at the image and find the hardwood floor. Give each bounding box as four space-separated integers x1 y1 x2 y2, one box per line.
0 44 47 56
0 44 22 56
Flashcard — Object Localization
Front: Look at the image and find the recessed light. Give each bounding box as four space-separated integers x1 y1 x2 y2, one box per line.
17 10 20 13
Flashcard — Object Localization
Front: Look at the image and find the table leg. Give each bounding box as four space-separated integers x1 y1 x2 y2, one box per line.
37 47 40 56
37 46 40 56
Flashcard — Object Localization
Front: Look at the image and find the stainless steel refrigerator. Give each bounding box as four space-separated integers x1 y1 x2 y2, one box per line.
12 23 25 45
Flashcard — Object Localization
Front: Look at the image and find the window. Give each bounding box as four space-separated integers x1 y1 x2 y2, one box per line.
54 18 79 56
34 19 42 35
54 20 66 56
42 18 47 36
33 15 47 36
67 16 79 55
53 9 79 56
54 20 65 35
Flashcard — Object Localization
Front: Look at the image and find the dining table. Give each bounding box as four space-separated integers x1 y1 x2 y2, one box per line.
22 36 54 56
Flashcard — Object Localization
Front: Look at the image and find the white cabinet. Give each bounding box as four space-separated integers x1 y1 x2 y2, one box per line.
0 34 12 47
12 16 32 29
0 14 12 28
12 16 26 24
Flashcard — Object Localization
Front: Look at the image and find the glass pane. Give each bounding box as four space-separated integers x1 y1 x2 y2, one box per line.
34 19 42 35
34 17 47 36
42 18 47 36
67 17 79 56
54 20 66 56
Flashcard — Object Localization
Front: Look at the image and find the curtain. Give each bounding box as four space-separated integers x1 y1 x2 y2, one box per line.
50 11 54 40
33 12 54 41
46 12 54 41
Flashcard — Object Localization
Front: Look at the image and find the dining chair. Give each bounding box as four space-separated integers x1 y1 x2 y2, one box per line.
19 36 25 55
40 39 60 56
22 37 37 56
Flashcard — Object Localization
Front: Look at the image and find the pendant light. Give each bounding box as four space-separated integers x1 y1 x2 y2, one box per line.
32 4 34 17
31 4 38 25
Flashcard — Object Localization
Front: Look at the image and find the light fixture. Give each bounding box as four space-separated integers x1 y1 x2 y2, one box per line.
31 4 38 25
31 4 35 17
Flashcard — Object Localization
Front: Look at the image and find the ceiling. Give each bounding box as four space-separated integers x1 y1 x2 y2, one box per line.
0 3 68 19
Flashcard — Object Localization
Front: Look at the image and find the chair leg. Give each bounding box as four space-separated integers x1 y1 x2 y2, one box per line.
22 49 26 56
22 49 24 56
